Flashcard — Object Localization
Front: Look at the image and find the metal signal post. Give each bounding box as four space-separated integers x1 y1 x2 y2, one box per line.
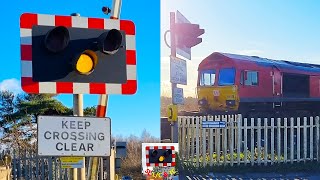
73 94 85 180
88 0 122 179
170 12 177 143
167 11 204 143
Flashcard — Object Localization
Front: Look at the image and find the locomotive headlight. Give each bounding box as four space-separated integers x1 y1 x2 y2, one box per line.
226 100 236 106
198 99 207 105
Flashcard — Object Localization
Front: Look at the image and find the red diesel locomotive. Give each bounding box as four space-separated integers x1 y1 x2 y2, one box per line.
197 52 320 117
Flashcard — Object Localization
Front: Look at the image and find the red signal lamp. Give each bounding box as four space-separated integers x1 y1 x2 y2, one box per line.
98 29 123 55
174 23 204 48
44 26 70 53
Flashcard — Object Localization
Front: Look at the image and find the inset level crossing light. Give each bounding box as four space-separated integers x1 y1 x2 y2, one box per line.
149 149 173 163
38 25 124 79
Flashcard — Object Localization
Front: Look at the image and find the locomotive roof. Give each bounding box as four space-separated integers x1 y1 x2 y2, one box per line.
219 52 320 73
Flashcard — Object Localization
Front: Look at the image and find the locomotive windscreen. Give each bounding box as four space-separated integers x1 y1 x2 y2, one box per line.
218 68 236 85
282 73 310 98
200 70 216 86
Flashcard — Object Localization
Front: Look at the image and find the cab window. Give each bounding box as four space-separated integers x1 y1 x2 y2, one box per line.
241 70 259 86
218 68 236 86
200 70 215 86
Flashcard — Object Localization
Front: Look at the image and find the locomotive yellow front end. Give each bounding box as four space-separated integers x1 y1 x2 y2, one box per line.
197 69 240 114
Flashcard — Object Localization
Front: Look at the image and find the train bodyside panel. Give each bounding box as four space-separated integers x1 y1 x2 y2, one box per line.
310 75 320 98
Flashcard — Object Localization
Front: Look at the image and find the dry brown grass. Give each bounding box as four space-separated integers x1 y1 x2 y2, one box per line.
113 97 198 178
161 96 199 116
115 130 159 179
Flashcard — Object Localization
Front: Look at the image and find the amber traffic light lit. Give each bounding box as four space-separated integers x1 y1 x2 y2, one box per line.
73 50 98 75
159 156 165 162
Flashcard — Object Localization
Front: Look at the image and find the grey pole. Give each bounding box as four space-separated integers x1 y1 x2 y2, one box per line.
73 94 85 180
170 12 177 143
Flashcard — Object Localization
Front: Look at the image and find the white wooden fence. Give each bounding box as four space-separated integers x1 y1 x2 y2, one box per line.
178 115 320 167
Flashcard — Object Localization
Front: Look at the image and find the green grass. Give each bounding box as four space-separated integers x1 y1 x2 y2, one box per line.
175 152 320 176
187 150 285 163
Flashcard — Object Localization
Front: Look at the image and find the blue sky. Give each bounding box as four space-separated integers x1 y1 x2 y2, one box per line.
161 0 320 97
0 1 160 137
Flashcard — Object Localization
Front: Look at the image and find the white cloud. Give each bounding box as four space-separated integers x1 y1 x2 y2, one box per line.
0 78 22 94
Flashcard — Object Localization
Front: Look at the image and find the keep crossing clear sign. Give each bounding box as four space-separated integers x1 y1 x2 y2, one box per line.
37 116 111 156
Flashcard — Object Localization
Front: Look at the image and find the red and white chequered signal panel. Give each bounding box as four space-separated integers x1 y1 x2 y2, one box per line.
145 146 176 167
20 13 136 94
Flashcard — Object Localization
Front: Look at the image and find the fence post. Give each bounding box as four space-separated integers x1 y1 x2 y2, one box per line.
196 116 200 167
230 117 234 167
257 118 261 165
36 152 40 180
178 117 181 157
186 117 191 160
297 117 301 162
244 118 248 165
284 118 288 163
277 118 281 163
13 149 16 179
59 158 63 180
191 117 195 163
264 118 268 166
178 116 187 159
250 118 254 166
237 115 242 166
290 117 294 164
226 115 231 165
316 116 319 161
40 157 44 179
23 150 27 179
209 116 214 166
303 117 307 163
216 121 221 166
310 117 314 160
271 118 275 165
202 116 206 167
48 157 53 180
223 121 228 166
30 151 33 180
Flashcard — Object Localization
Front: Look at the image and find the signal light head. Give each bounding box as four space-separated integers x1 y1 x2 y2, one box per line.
73 50 98 75
44 26 70 53
102 6 111 15
98 29 123 55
